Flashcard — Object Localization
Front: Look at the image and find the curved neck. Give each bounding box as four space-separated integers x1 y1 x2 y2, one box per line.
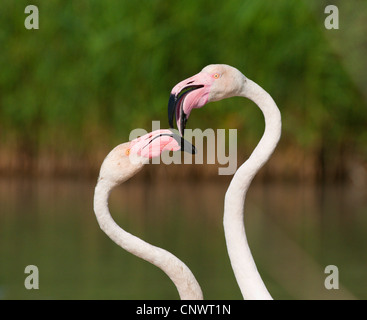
224 78 281 300
93 177 203 300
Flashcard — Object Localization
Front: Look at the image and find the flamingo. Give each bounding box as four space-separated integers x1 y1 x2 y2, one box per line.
93 129 203 300
168 64 281 300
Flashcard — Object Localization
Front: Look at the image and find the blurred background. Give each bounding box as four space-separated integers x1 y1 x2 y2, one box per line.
0 0 366 299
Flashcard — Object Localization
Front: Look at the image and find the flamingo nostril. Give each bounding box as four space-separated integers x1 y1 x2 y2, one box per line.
186 81 194 84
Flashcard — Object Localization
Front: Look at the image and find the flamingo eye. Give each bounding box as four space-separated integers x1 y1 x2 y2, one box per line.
213 73 220 79
125 149 130 156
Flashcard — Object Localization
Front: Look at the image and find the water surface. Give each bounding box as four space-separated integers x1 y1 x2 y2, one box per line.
0 177 366 299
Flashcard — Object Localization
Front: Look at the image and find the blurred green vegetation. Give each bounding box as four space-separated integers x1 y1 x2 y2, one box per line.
0 0 366 179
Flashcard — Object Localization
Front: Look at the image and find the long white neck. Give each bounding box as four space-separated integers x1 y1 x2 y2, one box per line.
223 78 281 300
93 176 203 300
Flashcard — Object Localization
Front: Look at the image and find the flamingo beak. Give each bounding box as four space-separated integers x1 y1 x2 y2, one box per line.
168 85 204 136
168 72 214 136
129 129 197 161
148 131 197 154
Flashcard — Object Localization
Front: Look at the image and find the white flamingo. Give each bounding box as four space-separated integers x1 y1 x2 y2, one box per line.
93 129 203 300
168 64 281 300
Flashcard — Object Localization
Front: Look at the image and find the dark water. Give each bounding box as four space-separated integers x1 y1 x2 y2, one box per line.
0 177 366 300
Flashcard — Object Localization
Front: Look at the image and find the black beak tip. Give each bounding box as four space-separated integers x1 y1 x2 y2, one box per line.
179 111 187 137
168 94 177 128
177 136 197 155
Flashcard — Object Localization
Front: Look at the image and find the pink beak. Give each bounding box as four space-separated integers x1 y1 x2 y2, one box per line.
168 72 214 136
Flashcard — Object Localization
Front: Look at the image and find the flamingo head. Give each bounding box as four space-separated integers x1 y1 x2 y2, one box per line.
98 129 196 185
168 64 246 135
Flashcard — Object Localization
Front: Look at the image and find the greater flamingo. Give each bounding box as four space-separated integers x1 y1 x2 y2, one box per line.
168 64 281 299
93 129 203 300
